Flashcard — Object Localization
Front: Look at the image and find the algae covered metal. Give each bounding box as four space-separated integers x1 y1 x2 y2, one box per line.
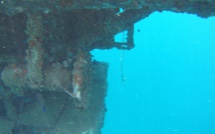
1 0 215 133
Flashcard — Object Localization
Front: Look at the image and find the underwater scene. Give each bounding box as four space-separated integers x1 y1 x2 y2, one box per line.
93 11 215 134
0 1 215 134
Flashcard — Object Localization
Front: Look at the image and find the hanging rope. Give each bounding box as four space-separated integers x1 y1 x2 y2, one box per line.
120 31 126 81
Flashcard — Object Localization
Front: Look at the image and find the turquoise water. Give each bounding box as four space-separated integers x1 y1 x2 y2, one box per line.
92 11 215 134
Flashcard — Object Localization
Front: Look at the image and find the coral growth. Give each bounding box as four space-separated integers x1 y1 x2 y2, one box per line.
65 50 91 102
1 64 28 88
25 13 44 88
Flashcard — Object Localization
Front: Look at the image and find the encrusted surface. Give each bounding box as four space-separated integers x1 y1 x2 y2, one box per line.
0 1 215 55
0 62 108 134
0 1 215 133
1 0 215 18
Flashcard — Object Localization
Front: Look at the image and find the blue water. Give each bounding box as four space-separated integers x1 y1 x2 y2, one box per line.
92 11 215 134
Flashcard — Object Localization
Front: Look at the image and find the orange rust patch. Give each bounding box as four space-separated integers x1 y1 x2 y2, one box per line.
58 0 73 7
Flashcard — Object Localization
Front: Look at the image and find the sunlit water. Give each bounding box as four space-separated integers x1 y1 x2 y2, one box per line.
92 11 215 134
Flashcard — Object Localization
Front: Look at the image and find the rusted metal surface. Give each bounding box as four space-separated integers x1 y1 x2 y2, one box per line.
1 0 215 18
0 0 215 133
0 61 108 134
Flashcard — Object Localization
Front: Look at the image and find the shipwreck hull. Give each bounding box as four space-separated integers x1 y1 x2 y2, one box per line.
0 61 108 134
1 0 215 133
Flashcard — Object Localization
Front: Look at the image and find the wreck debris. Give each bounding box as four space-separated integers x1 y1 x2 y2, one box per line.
25 13 44 89
0 0 215 133
70 50 91 100
0 61 107 133
43 64 71 92
1 64 28 88
1 63 71 92
1 0 215 18
1 50 92 109
67 50 92 108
